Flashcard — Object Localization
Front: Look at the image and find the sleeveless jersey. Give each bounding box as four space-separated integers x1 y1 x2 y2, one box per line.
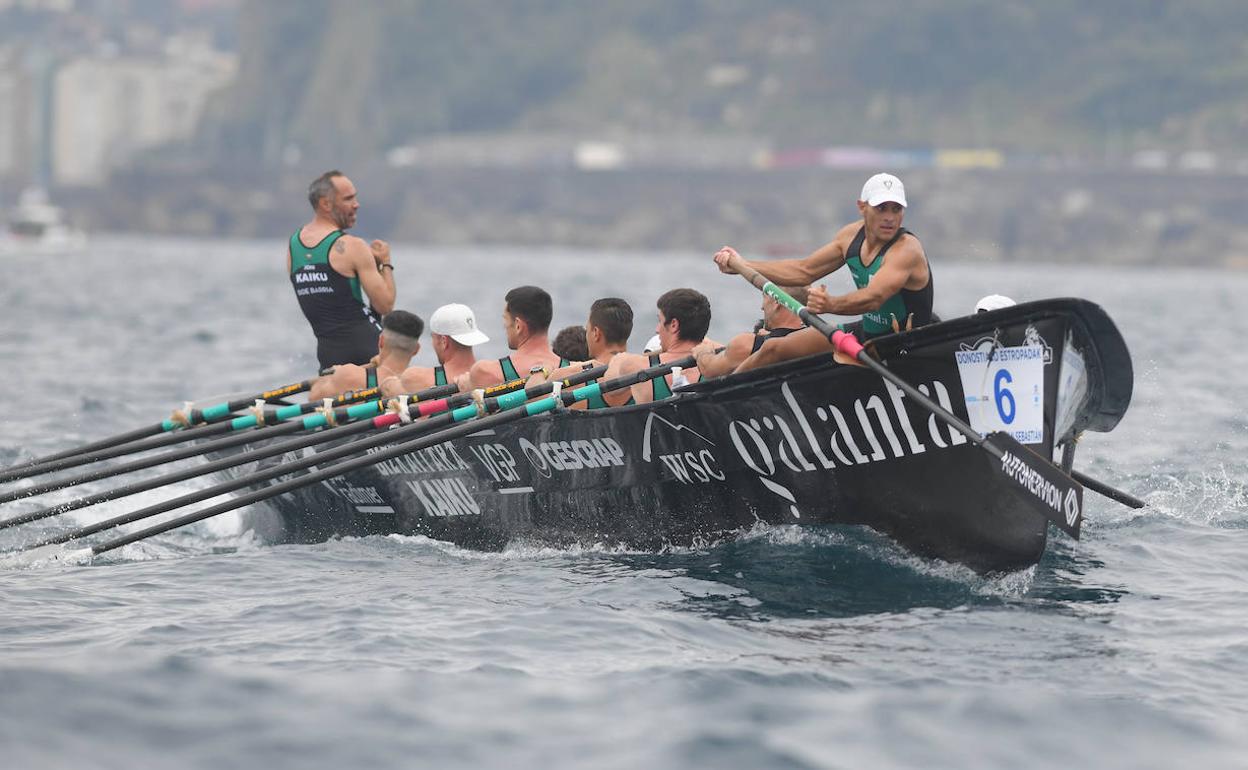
434 366 447 387
498 356 570 382
750 325 800 353
647 353 699 401
289 229 383 368
844 226 933 337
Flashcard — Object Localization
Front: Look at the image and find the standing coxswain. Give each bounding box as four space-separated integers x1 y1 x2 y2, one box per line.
289 170 397 370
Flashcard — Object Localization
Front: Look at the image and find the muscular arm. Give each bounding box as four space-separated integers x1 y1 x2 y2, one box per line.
601 353 644 407
308 364 363 401
330 236 396 315
693 334 752 378
391 366 436 397
714 225 856 284
467 359 505 390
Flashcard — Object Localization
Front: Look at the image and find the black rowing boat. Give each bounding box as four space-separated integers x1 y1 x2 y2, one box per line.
231 297 1132 573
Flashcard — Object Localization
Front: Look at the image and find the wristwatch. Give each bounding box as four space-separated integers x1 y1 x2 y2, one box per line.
529 364 550 378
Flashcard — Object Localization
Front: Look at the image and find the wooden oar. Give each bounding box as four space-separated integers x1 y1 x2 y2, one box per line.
0 377 526 526
726 257 1091 538
0 377 321 483
6 359 680 566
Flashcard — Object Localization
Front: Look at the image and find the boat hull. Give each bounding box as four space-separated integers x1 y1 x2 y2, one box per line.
236 298 1131 573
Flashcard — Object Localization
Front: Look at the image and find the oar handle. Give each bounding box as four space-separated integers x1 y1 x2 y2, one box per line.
727 255 867 361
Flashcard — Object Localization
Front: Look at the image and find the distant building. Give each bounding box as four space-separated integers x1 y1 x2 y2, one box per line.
51 38 236 187
0 47 37 182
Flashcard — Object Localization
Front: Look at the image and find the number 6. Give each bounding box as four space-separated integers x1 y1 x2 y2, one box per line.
994 369 1016 424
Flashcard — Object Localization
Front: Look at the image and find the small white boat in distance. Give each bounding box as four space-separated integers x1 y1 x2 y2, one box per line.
1 188 87 255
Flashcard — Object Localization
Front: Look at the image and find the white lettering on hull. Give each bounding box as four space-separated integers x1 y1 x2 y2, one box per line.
407 478 481 517
728 379 968 512
657 450 726 485
370 444 472 477
517 438 625 478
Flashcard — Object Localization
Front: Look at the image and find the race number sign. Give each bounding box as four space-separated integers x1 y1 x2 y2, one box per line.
955 345 1045 444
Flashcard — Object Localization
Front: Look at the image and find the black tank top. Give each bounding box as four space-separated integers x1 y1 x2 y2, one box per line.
289 229 383 368
751 325 801 353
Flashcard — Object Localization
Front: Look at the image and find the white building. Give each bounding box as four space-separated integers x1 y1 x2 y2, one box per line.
0 47 36 180
51 39 236 186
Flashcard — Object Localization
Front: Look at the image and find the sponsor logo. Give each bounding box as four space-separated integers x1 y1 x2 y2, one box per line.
641 412 725 485
1024 325 1053 364
658 450 725 484
322 479 386 505
1064 488 1080 528
407 478 481 517
999 449 1080 526
370 444 471 477
294 271 330 284
517 437 625 478
723 379 966 513
469 443 521 483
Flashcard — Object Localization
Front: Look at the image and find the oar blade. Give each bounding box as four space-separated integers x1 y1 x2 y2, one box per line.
1 543 93 569
985 431 1084 539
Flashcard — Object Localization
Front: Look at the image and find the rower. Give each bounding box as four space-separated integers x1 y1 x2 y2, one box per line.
975 294 1016 313
529 297 634 409
307 310 424 401
464 286 566 390
693 285 808 378
382 303 489 397
552 325 590 363
715 172 934 373
601 289 715 406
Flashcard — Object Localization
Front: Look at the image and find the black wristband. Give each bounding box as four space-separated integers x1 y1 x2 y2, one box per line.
379 263 394 272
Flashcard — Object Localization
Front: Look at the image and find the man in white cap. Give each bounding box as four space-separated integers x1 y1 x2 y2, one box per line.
382 303 489 396
975 294 1016 313
712 172 934 373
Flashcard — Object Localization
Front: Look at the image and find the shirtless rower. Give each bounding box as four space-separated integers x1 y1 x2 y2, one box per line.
307 310 424 401
714 172 934 373
529 297 634 409
463 286 565 389
601 289 713 406
381 303 489 397
692 285 808 378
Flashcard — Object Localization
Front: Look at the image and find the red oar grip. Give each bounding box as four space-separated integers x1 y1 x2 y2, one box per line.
417 399 450 418
830 329 864 358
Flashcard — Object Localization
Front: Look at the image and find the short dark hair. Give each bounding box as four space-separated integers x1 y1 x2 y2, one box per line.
308 170 343 209
588 297 633 346
656 288 711 342
552 325 589 362
382 310 424 340
504 285 553 334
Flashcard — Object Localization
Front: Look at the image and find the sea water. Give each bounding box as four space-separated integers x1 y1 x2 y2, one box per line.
0 237 1245 769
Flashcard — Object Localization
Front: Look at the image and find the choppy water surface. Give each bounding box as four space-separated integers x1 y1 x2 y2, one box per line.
1 237 1245 769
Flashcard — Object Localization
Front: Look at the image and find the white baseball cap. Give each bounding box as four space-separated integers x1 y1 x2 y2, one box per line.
860 173 907 208
643 334 662 353
975 294 1017 313
429 303 490 346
